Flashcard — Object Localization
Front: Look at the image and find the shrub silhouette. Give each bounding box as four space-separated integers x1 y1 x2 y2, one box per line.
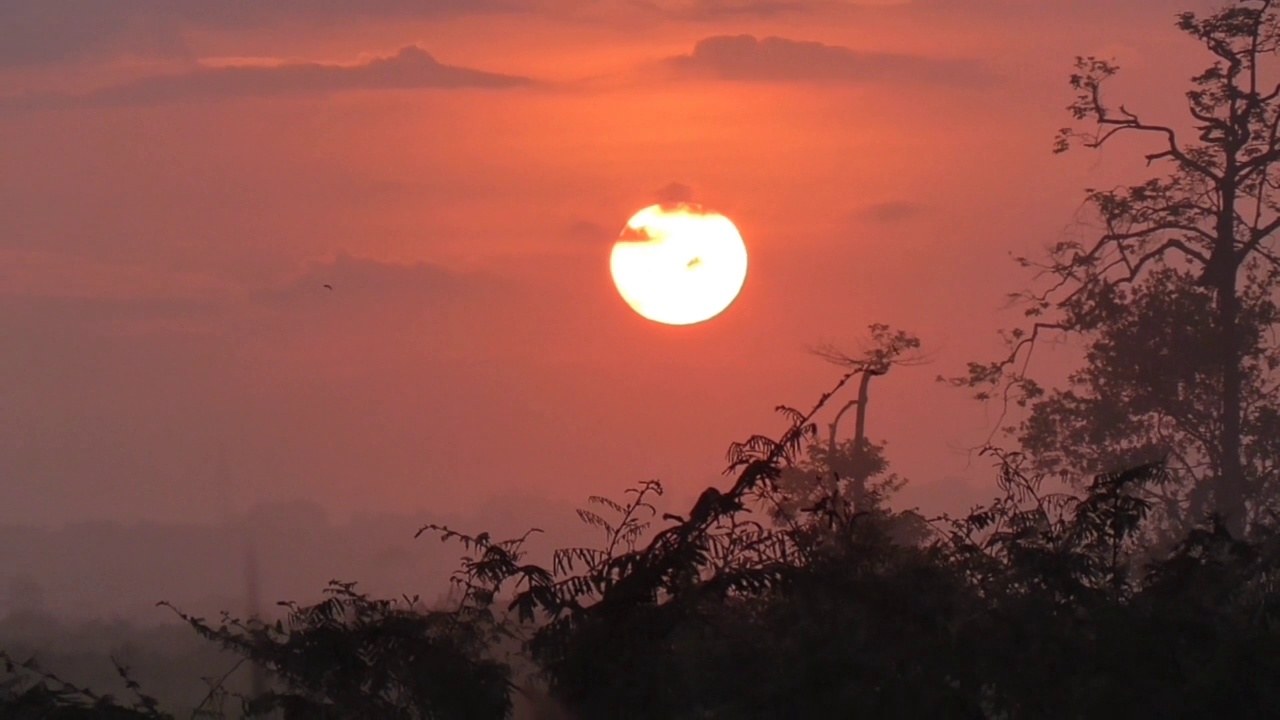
5 371 1280 718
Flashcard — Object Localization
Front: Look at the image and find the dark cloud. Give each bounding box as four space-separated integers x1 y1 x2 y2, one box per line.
577 0 914 23
627 0 811 21
567 220 613 246
70 46 531 106
655 182 696 205
0 1 522 67
665 35 992 85
0 1 911 71
856 200 928 223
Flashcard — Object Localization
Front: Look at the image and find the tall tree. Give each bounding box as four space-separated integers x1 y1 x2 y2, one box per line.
773 325 928 544
1013 269 1280 541
959 0 1280 537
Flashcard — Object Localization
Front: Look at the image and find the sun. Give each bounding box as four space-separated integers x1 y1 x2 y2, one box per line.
610 202 748 326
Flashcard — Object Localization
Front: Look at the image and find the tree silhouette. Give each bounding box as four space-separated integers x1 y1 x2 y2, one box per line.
8 374 1280 716
956 0 1280 537
1014 267 1280 543
772 324 929 545
0 651 169 719
159 575 516 719
496 397 1280 718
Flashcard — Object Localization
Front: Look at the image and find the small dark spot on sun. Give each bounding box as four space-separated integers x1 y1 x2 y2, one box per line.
687 257 702 269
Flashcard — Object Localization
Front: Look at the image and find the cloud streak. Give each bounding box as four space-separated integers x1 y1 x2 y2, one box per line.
0 47 534 110
665 35 992 85
255 252 501 307
77 46 532 105
855 200 928 223
0 0 524 67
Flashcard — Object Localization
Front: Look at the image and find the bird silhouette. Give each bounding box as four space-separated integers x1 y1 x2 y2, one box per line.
322 284 333 290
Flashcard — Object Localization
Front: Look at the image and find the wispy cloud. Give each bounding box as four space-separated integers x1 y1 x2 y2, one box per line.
855 200 928 223
255 252 501 307
87 46 532 105
2 46 533 110
0 249 230 304
626 0 810 20
567 221 614 248
0 1 523 67
664 34 992 85
655 182 696 204
558 0 909 23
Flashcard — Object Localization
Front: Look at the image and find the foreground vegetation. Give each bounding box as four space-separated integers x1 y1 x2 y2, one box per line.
5 393 1280 718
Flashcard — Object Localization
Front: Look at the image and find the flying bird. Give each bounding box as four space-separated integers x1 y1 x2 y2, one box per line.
686 257 702 269
322 284 333 290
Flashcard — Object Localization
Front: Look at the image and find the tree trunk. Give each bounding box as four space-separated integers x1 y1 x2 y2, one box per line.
1216 283 1247 536
849 370 876 511
1216 182 1247 538
824 368 882 513
244 542 269 706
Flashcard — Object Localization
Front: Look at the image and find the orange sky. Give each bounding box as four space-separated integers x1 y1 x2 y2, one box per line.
0 0 1220 528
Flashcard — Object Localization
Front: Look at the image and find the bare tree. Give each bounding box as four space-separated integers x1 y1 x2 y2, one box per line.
774 325 926 538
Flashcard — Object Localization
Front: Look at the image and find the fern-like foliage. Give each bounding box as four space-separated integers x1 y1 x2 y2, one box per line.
156 579 514 720
0 651 170 719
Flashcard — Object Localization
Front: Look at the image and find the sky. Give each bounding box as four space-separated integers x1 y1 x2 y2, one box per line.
0 0 1221 534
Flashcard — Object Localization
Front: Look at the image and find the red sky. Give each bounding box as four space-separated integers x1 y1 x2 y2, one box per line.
0 0 1219 528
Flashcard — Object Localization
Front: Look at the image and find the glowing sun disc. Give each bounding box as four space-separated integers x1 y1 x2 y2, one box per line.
610 203 748 326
